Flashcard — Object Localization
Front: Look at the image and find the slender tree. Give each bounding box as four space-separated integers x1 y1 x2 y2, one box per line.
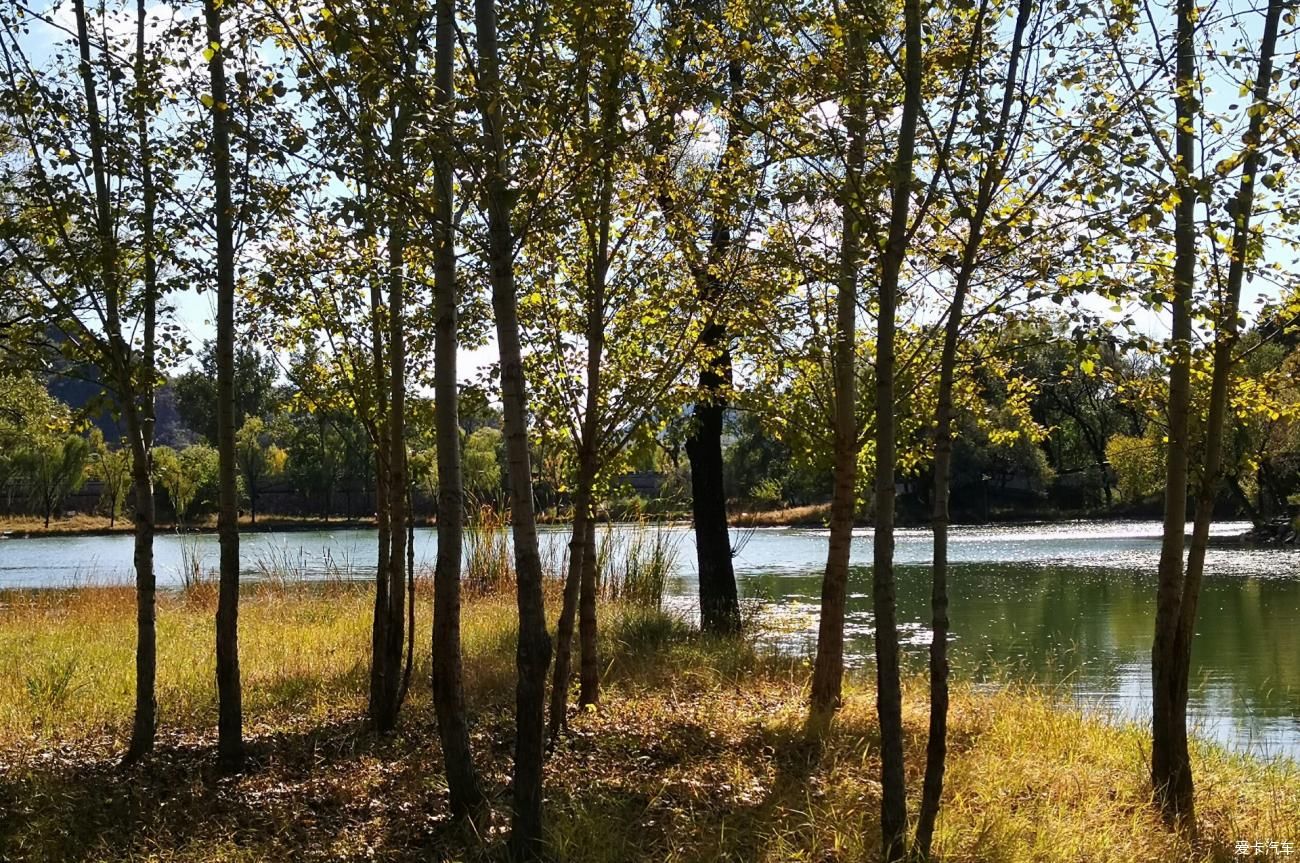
873 0 923 856
547 0 637 734
125 0 160 761
374 8 419 735
204 0 243 771
809 0 867 719
474 0 552 853
1149 0 1198 823
1 0 169 761
430 0 486 817
1152 0 1285 824
915 0 1036 852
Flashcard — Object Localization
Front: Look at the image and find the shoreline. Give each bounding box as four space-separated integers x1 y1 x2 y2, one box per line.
0 508 1263 540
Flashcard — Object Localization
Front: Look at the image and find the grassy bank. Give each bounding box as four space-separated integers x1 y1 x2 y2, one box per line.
1 585 1295 862
0 513 386 538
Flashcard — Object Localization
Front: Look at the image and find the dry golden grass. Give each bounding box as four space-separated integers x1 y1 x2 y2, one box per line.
0 513 383 538
731 504 833 527
0 585 1294 862
0 514 136 536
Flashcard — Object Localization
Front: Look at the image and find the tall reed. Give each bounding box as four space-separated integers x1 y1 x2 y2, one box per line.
465 504 514 595
598 521 678 610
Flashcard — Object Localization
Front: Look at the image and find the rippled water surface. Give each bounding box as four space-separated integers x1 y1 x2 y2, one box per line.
3 519 1298 759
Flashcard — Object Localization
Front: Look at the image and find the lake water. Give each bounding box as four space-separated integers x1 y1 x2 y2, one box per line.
2 519 1298 760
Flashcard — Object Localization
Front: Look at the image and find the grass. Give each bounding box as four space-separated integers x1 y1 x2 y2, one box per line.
0 513 384 538
597 521 679 608
0 513 139 536
1 584 1296 862
731 504 832 527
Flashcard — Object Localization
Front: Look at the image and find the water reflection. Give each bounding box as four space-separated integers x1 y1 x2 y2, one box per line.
728 560 1300 760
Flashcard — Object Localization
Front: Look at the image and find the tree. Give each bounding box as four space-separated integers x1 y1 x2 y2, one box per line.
871 0 923 856
17 433 90 528
172 342 280 444
0 0 176 759
235 417 285 525
464 428 504 504
916 0 1044 850
473 0 552 851
153 445 218 525
1107 432 1164 505
532 0 703 736
0 375 73 506
1149 0 1288 824
204 0 243 771
429 0 485 816
638 0 775 634
253 0 432 737
90 433 133 528
372 1 420 735
809 0 867 721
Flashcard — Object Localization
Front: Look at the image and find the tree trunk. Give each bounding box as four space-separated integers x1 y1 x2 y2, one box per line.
572 29 618 711
809 16 864 717
688 57 744 637
548 482 590 741
204 0 242 771
379 55 415 731
368 274 392 726
874 0 922 857
1155 0 1282 825
915 0 1029 853
474 0 553 855
1227 473 1262 527
71 0 158 762
429 0 486 816
578 513 600 706
124 414 156 762
916 267 971 857
688 344 740 634
1151 0 1198 822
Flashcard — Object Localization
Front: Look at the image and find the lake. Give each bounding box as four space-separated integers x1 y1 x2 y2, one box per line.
2 519 1298 760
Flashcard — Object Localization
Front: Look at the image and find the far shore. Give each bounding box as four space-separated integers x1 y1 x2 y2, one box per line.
0 505 1267 542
